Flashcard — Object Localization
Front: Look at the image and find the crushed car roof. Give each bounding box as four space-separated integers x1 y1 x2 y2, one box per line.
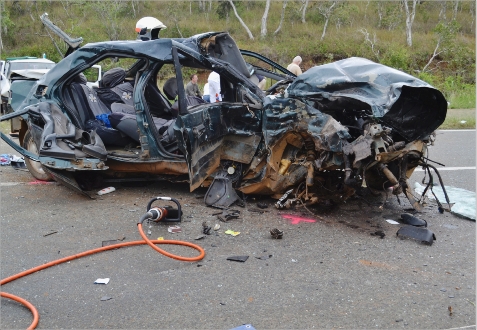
287 57 447 141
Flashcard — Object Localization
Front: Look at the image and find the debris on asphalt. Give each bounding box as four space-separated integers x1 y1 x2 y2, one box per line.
248 208 268 213
275 189 294 209
0 154 11 166
227 256 249 262
157 237 164 240
370 230 385 239
255 255 272 260
195 234 206 240
100 296 112 301
257 202 268 209
386 219 400 225
43 231 58 237
225 229 240 236
202 222 212 235
94 278 110 284
102 239 121 247
168 225 182 233
213 223 220 231
400 213 427 227
214 209 241 222
448 306 453 316
396 226 436 245
97 187 115 195
270 228 283 239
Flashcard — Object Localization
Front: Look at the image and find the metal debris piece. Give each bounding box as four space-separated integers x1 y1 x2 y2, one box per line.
400 213 427 227
195 234 206 240
100 296 112 301
226 256 249 262
202 222 212 235
43 231 58 237
255 255 272 260
167 225 182 233
257 202 268 209
216 209 241 222
275 189 294 209
270 228 283 239
386 219 400 225
396 226 436 245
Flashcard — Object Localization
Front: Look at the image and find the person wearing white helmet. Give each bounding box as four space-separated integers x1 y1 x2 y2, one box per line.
136 17 167 41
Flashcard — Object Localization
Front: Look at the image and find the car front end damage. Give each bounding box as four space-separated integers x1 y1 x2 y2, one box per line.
198 57 448 211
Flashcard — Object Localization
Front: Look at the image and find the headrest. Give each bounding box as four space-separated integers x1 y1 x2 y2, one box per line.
70 72 87 84
101 68 126 88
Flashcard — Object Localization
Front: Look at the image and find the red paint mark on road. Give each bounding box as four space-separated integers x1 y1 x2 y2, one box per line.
282 214 317 225
28 180 53 185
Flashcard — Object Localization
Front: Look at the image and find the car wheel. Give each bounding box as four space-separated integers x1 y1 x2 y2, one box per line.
22 130 53 181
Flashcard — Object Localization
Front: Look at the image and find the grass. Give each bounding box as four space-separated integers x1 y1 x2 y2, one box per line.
439 109 476 129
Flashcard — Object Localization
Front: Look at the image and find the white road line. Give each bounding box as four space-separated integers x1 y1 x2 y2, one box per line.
414 166 476 172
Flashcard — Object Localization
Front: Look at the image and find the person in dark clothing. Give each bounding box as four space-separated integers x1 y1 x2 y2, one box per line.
185 74 201 98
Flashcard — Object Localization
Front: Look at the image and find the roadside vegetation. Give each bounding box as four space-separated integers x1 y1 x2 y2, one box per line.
1 0 475 111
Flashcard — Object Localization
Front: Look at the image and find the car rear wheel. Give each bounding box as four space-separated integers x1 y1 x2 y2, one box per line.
22 130 53 181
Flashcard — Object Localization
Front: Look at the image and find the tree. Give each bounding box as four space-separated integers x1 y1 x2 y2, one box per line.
261 0 271 38
403 0 418 47
422 20 460 72
88 0 129 41
301 0 309 23
318 1 337 41
274 0 289 35
227 0 254 40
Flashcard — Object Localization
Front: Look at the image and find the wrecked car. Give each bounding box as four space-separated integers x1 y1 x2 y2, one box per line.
0 31 447 210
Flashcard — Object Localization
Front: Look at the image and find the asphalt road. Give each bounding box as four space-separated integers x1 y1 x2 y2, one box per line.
0 131 475 329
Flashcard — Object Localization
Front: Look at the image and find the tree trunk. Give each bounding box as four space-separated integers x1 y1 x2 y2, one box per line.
228 0 254 40
452 0 459 20
403 0 417 47
274 0 288 35
261 0 271 38
321 17 330 41
318 1 336 41
301 0 309 23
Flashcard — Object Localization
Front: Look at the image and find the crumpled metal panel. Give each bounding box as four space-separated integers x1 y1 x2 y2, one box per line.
175 103 262 191
240 97 351 195
262 96 351 152
286 57 447 141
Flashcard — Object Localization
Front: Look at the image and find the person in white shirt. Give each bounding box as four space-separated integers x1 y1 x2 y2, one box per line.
287 56 303 76
207 71 221 103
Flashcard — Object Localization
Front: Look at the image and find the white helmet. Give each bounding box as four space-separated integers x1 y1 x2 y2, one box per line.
136 17 167 41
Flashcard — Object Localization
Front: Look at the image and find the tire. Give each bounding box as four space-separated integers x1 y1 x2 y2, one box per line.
22 130 53 181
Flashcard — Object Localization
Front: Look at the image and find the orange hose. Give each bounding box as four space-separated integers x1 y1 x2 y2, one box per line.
1 227 205 329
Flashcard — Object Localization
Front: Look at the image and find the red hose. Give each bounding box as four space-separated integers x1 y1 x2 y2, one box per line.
1 226 205 329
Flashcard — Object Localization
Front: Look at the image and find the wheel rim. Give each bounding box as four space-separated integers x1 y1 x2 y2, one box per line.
26 137 47 176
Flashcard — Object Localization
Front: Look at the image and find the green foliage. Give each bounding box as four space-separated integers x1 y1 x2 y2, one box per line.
216 1 233 20
1 0 474 109
381 47 410 71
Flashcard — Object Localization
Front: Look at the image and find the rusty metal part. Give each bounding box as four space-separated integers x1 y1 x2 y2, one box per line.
105 159 188 176
376 163 402 195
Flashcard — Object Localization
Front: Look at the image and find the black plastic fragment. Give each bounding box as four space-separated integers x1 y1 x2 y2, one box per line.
226 256 249 262
397 226 436 245
400 213 427 227
370 230 385 239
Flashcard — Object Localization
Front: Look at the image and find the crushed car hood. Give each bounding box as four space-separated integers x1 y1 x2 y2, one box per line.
286 57 447 141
